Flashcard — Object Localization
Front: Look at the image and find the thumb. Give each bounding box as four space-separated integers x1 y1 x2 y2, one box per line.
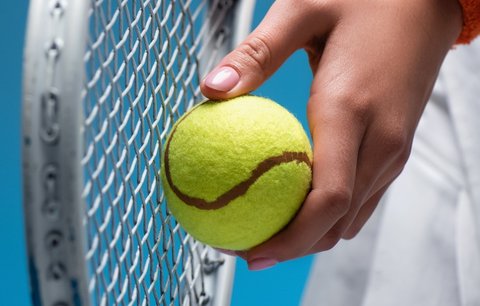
201 1 330 99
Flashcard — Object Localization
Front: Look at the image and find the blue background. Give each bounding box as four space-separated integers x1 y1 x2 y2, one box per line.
0 1 313 305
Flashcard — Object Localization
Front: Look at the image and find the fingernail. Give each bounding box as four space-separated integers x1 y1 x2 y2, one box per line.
248 258 277 271
214 248 238 257
204 66 239 92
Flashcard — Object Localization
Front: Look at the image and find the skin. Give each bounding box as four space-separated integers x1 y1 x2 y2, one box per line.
201 0 463 269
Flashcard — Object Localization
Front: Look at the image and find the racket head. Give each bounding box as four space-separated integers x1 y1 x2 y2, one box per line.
22 0 254 305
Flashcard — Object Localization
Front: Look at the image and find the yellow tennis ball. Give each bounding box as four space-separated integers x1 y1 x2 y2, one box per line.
161 95 312 251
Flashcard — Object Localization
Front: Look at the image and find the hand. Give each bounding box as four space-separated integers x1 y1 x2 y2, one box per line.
201 0 462 270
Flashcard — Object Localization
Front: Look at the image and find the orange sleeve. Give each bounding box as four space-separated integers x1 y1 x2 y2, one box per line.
456 0 480 44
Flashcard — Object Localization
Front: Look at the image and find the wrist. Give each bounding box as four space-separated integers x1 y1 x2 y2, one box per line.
401 0 463 46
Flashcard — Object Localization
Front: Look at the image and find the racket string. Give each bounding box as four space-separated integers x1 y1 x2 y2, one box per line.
81 0 235 305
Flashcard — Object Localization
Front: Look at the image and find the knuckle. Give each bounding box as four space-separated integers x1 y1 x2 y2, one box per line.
310 228 345 253
234 35 272 74
324 186 352 207
382 128 412 165
321 187 352 217
345 96 371 120
342 227 361 240
325 225 345 242
309 89 372 125
385 130 409 153
321 235 341 251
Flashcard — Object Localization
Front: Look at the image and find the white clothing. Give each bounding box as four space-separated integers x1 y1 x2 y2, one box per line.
301 39 480 306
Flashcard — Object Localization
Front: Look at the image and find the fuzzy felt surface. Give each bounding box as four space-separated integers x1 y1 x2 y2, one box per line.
161 95 312 250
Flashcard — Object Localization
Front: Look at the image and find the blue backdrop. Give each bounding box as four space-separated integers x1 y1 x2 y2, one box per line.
0 1 313 305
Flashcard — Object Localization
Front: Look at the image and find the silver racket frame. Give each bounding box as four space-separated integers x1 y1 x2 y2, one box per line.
23 0 90 305
22 0 256 305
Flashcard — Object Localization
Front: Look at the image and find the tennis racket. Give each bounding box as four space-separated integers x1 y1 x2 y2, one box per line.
22 0 255 305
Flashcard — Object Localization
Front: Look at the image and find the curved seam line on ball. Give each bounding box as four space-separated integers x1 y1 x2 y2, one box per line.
164 103 312 210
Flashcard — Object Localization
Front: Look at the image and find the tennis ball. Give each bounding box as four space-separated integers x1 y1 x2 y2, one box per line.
161 95 312 251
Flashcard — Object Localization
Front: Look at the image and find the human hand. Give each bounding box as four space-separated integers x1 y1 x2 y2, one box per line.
201 0 462 270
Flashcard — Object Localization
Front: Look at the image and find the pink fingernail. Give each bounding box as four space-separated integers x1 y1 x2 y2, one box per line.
204 66 239 92
248 258 277 271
